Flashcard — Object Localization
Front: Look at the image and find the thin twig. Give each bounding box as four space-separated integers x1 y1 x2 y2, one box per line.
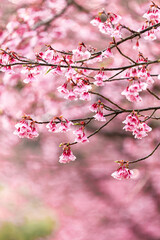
89 91 126 111
129 142 160 164
115 44 136 64
87 114 118 139
147 88 160 100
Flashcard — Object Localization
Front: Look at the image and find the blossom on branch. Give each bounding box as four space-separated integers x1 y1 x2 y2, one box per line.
111 166 135 180
91 11 122 38
14 119 39 139
123 112 152 139
46 116 73 133
59 145 76 164
89 101 106 121
73 126 89 143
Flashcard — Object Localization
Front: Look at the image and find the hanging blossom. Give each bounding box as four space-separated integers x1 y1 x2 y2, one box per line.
93 69 106 86
90 11 122 38
141 3 160 41
123 112 152 139
111 160 136 180
0 50 16 73
121 54 154 102
40 47 63 64
59 145 76 164
121 81 148 102
46 116 73 133
21 67 40 84
57 68 92 101
89 100 106 121
94 48 113 62
14 116 39 139
73 124 89 143
111 166 135 180
72 43 91 62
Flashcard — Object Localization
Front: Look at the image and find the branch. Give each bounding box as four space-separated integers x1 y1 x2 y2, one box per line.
147 88 160 100
93 22 160 56
33 1 73 29
1 59 159 72
87 114 118 139
32 0 90 30
114 43 136 64
89 91 126 111
129 142 160 164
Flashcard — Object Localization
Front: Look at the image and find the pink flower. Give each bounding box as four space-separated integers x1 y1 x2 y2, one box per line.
65 67 77 80
94 71 105 86
57 83 69 96
94 110 106 122
111 167 135 180
21 67 39 84
89 101 106 121
59 146 76 164
108 12 121 24
123 113 139 131
65 90 78 101
133 122 152 139
73 126 89 143
46 118 73 133
123 113 152 139
72 48 91 61
14 120 39 139
43 49 54 62
79 91 91 101
46 120 58 132
143 7 160 21
51 66 62 75
90 17 101 26
101 48 113 58
58 119 73 132
121 82 148 102
144 31 157 41
89 103 98 112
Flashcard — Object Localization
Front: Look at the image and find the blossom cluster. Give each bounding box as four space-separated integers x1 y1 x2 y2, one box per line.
57 67 92 101
14 119 39 139
121 55 154 102
93 70 106 86
89 101 106 121
90 11 122 38
73 125 89 143
141 3 160 41
123 112 152 139
46 116 73 133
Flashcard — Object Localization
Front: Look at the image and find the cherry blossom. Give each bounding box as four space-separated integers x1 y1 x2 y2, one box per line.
121 82 148 102
123 113 152 139
141 3 160 41
73 126 89 143
91 11 122 38
46 117 73 133
111 166 135 180
59 145 76 163
94 71 105 86
14 119 39 139
89 101 106 121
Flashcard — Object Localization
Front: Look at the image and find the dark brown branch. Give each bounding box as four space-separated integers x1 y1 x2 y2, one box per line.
93 22 160 56
1 59 159 72
87 114 118 139
115 44 136 64
89 91 126 111
147 88 160 100
129 142 160 164
33 1 73 29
